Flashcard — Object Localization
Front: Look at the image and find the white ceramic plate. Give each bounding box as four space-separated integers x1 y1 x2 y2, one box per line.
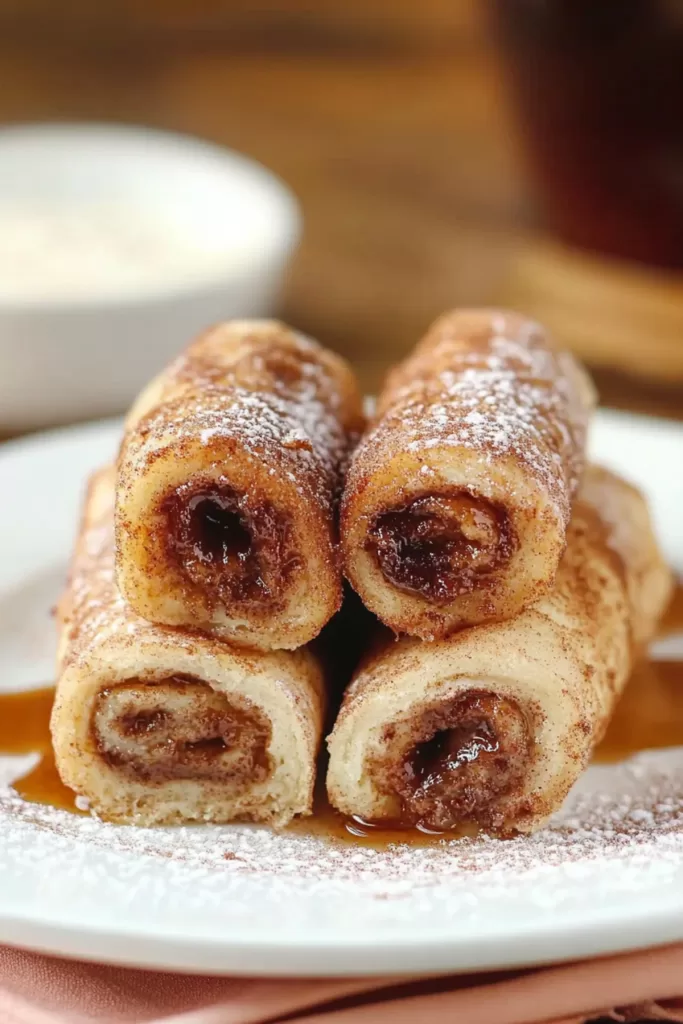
0 411 682 977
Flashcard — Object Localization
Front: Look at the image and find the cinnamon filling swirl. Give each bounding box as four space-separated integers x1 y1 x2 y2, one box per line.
165 483 301 607
380 692 531 830
367 492 513 602
92 677 272 784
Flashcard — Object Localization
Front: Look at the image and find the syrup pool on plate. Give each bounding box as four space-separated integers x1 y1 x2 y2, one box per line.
2 582 682 840
0 687 81 811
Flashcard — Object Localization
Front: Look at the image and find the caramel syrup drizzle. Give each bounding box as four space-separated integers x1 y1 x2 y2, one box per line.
0 687 81 812
1 582 682 843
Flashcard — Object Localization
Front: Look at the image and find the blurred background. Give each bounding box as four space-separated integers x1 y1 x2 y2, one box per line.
1 0 682 431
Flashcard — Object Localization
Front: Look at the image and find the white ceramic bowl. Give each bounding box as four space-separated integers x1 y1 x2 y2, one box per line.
0 123 301 432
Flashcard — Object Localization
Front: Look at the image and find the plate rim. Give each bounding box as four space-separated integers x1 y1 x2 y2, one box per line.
0 409 681 977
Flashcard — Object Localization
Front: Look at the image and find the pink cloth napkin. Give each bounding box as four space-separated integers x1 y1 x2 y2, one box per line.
2 942 683 1024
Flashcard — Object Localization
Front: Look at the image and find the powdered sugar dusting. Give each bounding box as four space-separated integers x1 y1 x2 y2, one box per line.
2 750 683 927
114 321 364 648
121 319 363 517
357 309 595 524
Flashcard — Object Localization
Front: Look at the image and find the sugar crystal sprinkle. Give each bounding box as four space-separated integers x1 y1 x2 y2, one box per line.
349 310 595 528
2 749 683 932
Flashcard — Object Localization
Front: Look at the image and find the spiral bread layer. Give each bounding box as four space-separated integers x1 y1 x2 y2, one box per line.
328 466 672 836
342 309 595 639
52 468 325 826
116 320 363 650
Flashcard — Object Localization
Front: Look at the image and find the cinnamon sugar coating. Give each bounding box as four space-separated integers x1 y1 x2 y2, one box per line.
375 692 532 831
342 309 596 639
53 467 326 827
116 320 364 651
328 466 673 836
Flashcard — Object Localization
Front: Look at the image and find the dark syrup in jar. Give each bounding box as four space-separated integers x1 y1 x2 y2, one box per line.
489 0 683 267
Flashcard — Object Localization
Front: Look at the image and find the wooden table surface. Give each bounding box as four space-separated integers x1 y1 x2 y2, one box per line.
0 0 681 420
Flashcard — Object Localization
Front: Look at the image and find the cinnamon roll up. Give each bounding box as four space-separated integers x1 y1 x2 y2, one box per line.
328 467 672 836
342 309 595 639
52 469 325 827
116 320 363 650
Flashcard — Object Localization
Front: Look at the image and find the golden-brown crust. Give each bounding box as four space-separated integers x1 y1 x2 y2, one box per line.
328 465 673 835
53 467 326 827
127 320 364 440
341 309 596 639
116 321 364 650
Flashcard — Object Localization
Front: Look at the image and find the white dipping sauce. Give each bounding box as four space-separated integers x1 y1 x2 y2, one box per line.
0 199 242 302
